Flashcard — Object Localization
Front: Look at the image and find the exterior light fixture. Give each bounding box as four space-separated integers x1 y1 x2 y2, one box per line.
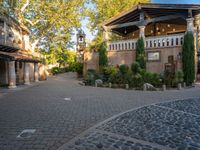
124 28 127 34
173 28 176 31
167 24 170 27
162 28 165 32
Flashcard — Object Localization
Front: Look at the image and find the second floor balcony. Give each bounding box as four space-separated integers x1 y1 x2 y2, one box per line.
108 33 184 51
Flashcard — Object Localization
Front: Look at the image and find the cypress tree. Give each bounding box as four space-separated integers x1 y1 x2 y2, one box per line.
136 37 146 69
182 32 195 85
99 42 108 68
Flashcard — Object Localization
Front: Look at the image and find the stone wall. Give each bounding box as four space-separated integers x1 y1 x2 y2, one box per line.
84 46 182 74
83 51 99 77
146 47 182 74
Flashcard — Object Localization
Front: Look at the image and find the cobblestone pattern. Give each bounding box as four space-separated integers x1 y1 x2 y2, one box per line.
157 98 200 116
97 105 200 149
1 73 200 150
67 99 200 150
67 131 162 150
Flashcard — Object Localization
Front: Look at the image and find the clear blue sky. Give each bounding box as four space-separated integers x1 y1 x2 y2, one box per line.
72 0 200 50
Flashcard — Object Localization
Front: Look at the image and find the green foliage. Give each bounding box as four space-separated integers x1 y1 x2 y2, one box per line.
131 62 141 75
74 62 83 75
52 67 65 75
142 72 162 87
136 37 146 69
175 70 184 83
99 42 108 68
131 74 143 88
182 32 195 85
87 0 150 32
163 70 176 87
87 0 150 48
86 69 96 85
119 64 129 75
0 0 85 58
102 66 118 81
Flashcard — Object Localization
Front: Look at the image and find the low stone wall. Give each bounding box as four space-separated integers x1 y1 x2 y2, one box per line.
84 46 182 74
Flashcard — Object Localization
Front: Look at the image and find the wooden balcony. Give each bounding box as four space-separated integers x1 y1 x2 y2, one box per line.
108 33 184 51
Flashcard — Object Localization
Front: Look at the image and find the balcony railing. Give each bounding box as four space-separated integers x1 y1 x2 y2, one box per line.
108 33 184 51
0 36 24 51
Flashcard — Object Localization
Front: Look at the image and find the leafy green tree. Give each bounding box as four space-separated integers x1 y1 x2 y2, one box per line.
99 42 108 68
0 0 85 56
86 0 150 31
182 32 195 85
136 37 146 69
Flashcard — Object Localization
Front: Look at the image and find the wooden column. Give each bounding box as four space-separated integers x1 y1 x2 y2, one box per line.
139 26 146 38
103 26 109 42
186 18 194 32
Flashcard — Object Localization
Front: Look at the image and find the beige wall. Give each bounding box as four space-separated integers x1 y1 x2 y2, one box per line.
146 46 182 74
84 46 182 74
107 50 135 67
83 51 99 77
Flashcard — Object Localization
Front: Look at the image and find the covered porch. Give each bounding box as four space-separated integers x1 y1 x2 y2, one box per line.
102 3 200 74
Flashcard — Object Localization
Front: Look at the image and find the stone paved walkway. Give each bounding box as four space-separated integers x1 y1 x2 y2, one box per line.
62 98 200 150
1 73 200 150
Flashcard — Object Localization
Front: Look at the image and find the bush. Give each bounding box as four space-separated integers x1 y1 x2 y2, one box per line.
119 64 129 75
52 67 61 75
86 69 96 85
75 62 83 75
102 66 118 82
131 62 141 75
175 70 184 83
163 70 176 87
142 71 162 87
131 74 143 88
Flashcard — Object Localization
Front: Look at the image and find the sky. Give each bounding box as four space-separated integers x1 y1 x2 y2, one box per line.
72 0 200 50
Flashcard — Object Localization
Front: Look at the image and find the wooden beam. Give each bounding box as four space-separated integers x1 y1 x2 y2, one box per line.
108 14 186 30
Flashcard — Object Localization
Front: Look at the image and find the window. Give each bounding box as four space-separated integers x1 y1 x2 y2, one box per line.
147 51 160 61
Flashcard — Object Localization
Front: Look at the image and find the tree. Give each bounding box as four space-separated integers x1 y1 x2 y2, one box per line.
99 42 108 68
136 37 146 69
86 0 150 49
0 0 85 53
86 0 150 31
182 32 195 85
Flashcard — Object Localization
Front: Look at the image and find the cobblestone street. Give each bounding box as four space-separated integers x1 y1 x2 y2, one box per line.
1 73 200 150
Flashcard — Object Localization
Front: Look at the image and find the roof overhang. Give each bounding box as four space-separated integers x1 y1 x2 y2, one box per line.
101 3 200 35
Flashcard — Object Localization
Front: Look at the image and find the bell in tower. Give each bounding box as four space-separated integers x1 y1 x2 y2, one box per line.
76 29 86 62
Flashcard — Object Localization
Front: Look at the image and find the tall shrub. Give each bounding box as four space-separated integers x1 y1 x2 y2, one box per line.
99 42 108 68
136 37 146 69
182 32 195 85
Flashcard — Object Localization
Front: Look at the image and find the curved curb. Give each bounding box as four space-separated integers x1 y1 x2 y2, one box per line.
57 96 199 150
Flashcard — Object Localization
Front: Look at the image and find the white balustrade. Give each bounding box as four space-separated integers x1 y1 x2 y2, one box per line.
107 33 184 51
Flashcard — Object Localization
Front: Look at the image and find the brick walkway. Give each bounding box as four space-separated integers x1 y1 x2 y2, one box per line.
1 73 200 150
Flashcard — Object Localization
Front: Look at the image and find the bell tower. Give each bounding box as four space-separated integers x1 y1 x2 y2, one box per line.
76 29 86 62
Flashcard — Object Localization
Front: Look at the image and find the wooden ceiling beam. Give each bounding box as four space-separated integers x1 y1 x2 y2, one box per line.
108 14 186 30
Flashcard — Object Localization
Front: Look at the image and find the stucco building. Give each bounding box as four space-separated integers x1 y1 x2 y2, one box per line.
0 14 45 88
84 3 200 78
